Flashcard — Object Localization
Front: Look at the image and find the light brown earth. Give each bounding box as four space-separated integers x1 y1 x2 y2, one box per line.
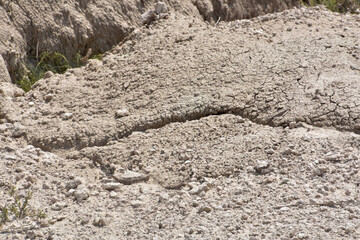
1 1 360 240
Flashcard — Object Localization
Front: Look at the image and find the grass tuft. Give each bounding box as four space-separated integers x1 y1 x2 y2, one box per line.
16 51 73 92
16 50 102 92
0 186 46 228
91 53 103 61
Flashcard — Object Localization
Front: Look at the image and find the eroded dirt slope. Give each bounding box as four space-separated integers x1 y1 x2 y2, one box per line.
0 4 360 240
12 7 360 152
0 0 299 83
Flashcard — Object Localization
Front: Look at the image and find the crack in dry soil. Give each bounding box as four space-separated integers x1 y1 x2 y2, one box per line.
49 102 293 152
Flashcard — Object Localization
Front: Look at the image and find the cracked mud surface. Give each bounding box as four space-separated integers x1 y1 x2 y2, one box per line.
12 8 360 151
1 4 360 240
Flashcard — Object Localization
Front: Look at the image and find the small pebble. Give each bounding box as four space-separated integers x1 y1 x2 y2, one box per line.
44 94 54 102
155 2 168 15
74 185 89 201
51 202 65 211
42 182 51 189
313 167 328 176
81 218 90 225
109 191 117 198
102 182 121 190
130 200 143 208
43 71 54 79
63 112 73 120
15 167 25 173
280 207 290 211
198 205 212 213
289 121 297 129
115 109 129 118
66 177 84 190
65 189 75 197
93 218 107 227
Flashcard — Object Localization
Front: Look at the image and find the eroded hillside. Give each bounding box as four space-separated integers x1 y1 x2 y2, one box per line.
0 1 360 240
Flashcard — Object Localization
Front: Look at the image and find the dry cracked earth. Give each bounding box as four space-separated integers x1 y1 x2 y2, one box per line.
0 1 360 240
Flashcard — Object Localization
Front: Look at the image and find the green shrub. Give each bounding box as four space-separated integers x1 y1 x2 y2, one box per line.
16 51 73 92
16 50 101 92
303 0 360 13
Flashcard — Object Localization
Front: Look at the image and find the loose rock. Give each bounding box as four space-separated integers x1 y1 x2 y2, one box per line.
51 202 66 211
43 71 54 79
113 170 149 185
254 160 271 174
93 218 107 227
155 2 168 15
63 112 73 120
130 200 143 208
74 185 90 201
313 167 328 177
198 205 212 213
109 191 117 198
141 10 156 25
188 182 209 195
115 109 129 118
44 94 54 102
102 182 121 190
66 177 84 190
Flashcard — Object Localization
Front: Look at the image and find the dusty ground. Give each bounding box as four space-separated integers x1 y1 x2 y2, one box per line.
1 1 360 240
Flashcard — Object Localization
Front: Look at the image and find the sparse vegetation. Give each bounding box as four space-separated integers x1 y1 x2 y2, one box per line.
0 186 46 228
303 0 360 13
91 53 103 61
17 50 102 92
17 52 74 92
